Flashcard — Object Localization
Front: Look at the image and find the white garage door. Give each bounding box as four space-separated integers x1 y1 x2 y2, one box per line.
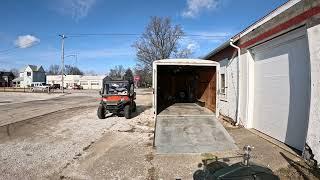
252 27 310 151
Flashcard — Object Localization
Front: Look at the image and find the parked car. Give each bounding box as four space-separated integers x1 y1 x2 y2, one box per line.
50 84 60 89
31 82 50 92
72 84 83 90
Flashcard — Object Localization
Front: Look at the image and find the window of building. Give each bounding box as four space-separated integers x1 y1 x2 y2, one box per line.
27 72 31 76
80 81 88 85
91 82 99 85
220 73 226 94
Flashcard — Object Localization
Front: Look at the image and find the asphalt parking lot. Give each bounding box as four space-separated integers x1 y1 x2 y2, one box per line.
0 89 319 179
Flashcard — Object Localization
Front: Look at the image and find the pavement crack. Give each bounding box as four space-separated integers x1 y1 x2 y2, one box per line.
83 141 95 151
145 150 157 180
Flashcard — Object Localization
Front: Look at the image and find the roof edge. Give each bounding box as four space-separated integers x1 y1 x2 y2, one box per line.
202 0 301 59
202 40 230 60
153 58 219 65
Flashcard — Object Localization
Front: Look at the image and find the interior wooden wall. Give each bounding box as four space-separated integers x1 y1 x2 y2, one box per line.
197 68 216 112
157 66 216 113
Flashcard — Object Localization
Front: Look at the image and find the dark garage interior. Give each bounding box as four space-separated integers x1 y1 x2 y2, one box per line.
156 65 217 114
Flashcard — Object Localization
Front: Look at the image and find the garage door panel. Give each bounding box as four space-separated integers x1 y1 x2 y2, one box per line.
253 27 310 151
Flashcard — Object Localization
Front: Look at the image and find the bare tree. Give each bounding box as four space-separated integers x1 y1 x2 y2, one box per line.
172 48 192 59
47 64 60 75
9 68 19 77
65 65 83 75
108 65 125 80
133 16 191 70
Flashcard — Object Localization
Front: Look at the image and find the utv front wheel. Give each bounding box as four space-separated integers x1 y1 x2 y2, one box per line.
132 101 136 112
124 105 131 119
97 104 106 119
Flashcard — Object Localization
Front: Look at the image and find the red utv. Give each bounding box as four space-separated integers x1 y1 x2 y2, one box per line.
97 80 136 119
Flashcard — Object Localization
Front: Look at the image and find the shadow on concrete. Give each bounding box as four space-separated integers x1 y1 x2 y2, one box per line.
279 152 320 179
193 159 229 180
0 101 11 104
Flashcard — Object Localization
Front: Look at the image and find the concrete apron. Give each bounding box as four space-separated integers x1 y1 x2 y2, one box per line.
155 103 238 154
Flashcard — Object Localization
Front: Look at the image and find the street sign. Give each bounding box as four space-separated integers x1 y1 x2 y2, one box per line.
134 75 140 81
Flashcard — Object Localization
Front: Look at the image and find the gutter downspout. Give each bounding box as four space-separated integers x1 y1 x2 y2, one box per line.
230 39 241 126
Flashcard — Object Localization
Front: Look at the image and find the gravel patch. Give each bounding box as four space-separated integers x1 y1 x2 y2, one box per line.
60 108 155 179
0 108 118 179
0 92 154 179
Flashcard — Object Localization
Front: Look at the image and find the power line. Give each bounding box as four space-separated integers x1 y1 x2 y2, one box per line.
67 33 140 37
0 41 40 55
66 33 229 39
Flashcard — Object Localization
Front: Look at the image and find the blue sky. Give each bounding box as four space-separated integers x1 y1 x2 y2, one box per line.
0 0 288 74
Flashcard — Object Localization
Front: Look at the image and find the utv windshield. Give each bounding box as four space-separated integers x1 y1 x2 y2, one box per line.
103 82 129 95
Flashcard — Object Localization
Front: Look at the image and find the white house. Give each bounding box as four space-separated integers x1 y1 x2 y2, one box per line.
13 65 46 87
204 0 320 164
46 75 105 89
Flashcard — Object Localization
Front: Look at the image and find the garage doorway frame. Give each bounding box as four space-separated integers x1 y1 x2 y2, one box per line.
152 59 220 117
152 59 221 147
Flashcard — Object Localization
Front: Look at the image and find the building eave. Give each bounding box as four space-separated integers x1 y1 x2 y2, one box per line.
203 0 302 59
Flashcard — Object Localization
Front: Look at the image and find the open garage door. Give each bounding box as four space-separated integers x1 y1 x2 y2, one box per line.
252 27 310 151
153 59 219 115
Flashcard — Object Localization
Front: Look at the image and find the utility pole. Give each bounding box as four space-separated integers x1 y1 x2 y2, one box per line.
59 34 67 93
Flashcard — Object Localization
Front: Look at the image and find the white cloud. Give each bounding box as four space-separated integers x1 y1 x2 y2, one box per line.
187 43 199 51
180 38 200 53
57 0 96 21
14 35 40 48
182 0 219 18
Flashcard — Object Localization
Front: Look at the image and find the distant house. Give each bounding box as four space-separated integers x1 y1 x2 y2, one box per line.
13 65 46 87
0 71 15 87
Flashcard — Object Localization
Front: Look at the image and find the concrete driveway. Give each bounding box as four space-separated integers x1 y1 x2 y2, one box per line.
155 103 238 153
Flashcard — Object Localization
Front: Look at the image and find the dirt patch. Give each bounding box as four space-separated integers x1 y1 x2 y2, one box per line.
144 142 153 147
145 152 154 162
118 127 136 133
275 160 320 180
147 167 157 180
